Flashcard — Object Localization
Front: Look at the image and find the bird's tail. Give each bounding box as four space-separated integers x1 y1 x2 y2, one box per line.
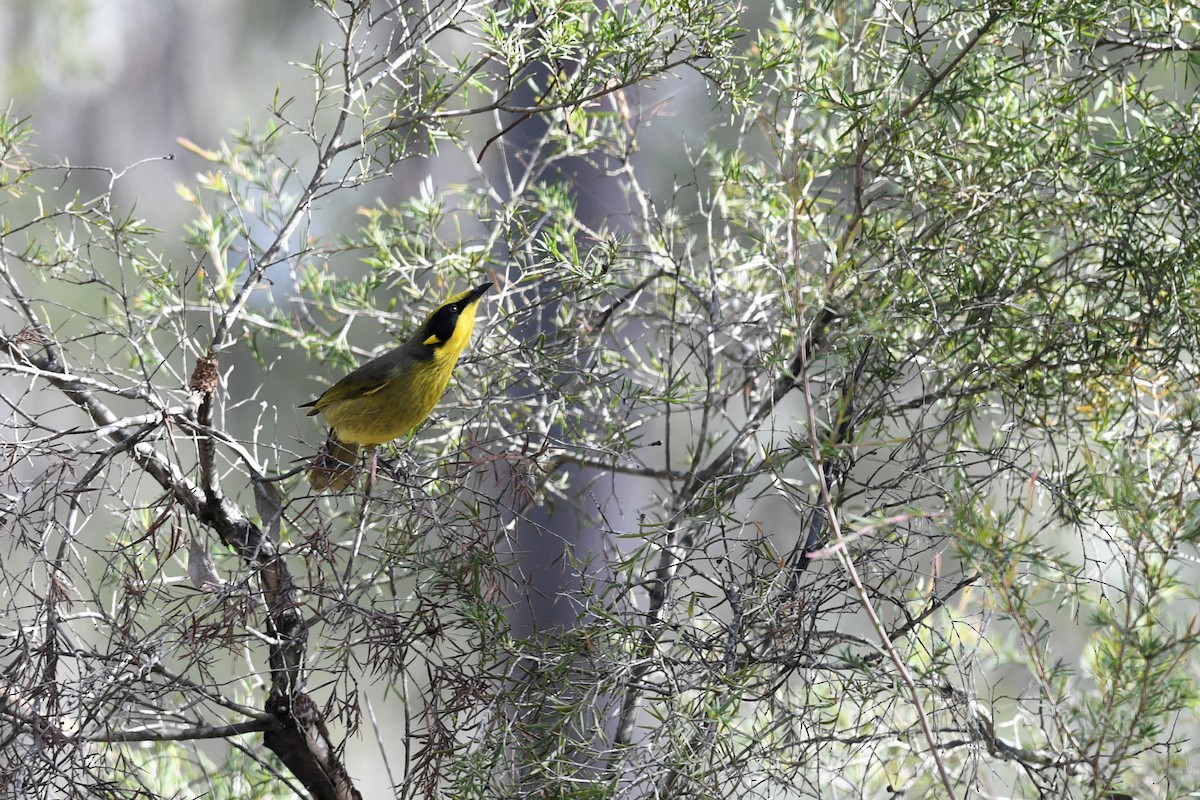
308 432 360 492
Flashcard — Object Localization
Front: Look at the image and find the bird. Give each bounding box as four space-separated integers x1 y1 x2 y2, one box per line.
301 281 492 491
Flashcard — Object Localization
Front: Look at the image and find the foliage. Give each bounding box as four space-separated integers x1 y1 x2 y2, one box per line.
2 0 1199 798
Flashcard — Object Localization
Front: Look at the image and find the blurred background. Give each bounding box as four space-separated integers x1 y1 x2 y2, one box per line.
2 1 315 216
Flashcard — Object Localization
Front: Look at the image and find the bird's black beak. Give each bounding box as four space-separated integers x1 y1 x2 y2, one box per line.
467 282 493 303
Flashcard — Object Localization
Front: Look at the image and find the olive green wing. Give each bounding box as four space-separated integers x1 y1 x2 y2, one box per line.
302 352 403 416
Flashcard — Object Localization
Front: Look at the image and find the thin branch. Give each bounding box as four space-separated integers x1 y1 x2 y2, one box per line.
88 719 278 743
795 313 958 798
611 305 840 749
